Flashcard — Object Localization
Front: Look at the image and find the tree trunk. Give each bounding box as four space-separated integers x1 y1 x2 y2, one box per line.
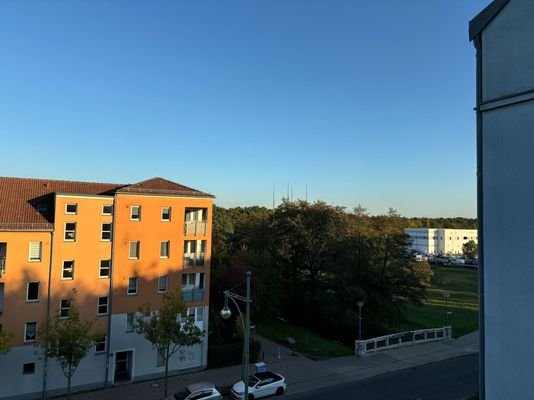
164 347 170 397
67 365 72 400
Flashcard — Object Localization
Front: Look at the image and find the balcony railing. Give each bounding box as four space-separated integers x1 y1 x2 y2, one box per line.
181 288 204 302
0 258 5 276
184 221 207 236
183 253 206 269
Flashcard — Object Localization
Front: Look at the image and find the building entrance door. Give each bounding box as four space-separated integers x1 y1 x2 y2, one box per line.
114 351 132 382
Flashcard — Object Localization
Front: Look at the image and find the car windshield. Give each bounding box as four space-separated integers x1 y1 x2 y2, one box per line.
248 375 260 386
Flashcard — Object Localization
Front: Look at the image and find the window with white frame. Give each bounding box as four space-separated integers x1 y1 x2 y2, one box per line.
62 260 74 280
182 273 196 289
129 241 140 259
99 260 111 278
127 277 138 295
65 203 78 214
97 296 109 315
94 335 106 353
101 223 112 241
130 206 141 221
59 299 71 318
126 313 135 332
102 205 113 215
64 222 76 241
28 241 42 262
27 282 39 302
186 307 204 323
161 207 171 221
24 322 37 342
160 241 170 258
158 276 168 293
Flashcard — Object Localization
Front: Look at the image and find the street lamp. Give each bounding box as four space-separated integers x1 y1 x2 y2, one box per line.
443 292 450 326
356 301 364 341
220 271 252 400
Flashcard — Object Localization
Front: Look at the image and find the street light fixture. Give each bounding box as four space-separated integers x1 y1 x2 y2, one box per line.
220 271 252 400
356 301 364 341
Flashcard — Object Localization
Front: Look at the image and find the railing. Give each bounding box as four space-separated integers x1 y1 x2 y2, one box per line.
355 326 452 356
0 258 5 276
183 253 206 269
184 221 207 236
181 289 204 302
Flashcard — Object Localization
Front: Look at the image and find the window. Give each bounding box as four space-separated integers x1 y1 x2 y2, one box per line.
23 363 35 375
99 260 111 278
27 282 39 302
28 241 42 262
158 276 168 293
25 322 37 342
65 203 78 214
187 307 204 323
64 222 76 241
161 207 171 221
62 260 74 280
95 335 106 353
37 203 48 214
102 205 113 215
182 273 196 288
97 296 109 315
101 223 112 241
160 241 170 258
0 283 3 313
126 313 135 332
129 241 140 259
464 236 468 240
130 206 141 221
128 277 138 295
59 299 71 318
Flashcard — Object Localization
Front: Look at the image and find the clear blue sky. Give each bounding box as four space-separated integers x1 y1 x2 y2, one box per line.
0 1 490 217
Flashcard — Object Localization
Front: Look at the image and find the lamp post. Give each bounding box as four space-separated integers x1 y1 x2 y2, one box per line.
220 272 252 400
356 301 364 341
443 292 450 326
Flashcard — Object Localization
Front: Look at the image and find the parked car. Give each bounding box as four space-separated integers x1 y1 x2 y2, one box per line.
231 371 286 400
166 381 222 400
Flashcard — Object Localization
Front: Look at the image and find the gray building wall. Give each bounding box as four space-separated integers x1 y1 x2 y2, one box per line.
476 0 534 398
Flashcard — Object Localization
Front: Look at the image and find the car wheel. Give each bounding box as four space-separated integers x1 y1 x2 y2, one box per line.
276 387 284 395
248 394 255 400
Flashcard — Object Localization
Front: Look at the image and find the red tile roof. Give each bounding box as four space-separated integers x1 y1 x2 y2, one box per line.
0 176 212 231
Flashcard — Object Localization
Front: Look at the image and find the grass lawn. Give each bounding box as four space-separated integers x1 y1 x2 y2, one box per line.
255 319 353 359
399 265 479 338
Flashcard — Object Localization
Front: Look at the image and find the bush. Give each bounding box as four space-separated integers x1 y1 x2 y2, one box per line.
207 340 261 369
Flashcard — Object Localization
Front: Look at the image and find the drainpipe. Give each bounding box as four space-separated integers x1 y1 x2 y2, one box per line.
42 230 54 400
474 34 485 400
104 194 117 387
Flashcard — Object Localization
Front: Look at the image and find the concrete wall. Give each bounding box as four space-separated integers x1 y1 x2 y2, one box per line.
479 0 534 397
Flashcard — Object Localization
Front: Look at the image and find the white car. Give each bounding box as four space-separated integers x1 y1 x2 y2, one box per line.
166 381 222 400
231 371 286 400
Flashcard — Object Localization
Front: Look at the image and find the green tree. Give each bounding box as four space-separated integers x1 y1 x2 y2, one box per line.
36 291 95 400
0 330 13 354
463 240 478 259
135 290 204 398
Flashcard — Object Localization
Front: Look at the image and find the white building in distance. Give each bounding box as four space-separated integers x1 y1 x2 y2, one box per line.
404 228 478 256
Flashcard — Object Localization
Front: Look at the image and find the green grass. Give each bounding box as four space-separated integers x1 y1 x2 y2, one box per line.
256 319 353 359
399 266 479 338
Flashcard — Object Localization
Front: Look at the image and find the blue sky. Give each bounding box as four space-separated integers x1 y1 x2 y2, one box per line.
0 1 490 217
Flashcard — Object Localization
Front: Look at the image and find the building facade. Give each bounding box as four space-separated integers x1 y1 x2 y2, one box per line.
0 177 213 400
404 228 478 256
470 0 534 398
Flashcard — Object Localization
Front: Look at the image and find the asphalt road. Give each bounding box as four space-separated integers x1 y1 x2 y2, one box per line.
284 354 478 400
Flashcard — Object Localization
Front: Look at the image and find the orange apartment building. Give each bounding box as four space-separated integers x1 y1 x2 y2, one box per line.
0 177 213 400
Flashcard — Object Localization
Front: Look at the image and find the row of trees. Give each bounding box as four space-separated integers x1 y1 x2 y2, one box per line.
0 290 203 399
211 201 453 343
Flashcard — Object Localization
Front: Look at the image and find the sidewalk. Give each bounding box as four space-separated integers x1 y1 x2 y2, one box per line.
60 331 479 400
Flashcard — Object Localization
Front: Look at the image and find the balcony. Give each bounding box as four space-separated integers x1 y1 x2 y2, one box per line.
184 220 207 236
183 253 206 269
181 288 204 302
0 258 5 277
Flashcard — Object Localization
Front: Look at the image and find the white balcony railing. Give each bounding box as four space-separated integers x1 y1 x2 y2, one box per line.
184 221 207 236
